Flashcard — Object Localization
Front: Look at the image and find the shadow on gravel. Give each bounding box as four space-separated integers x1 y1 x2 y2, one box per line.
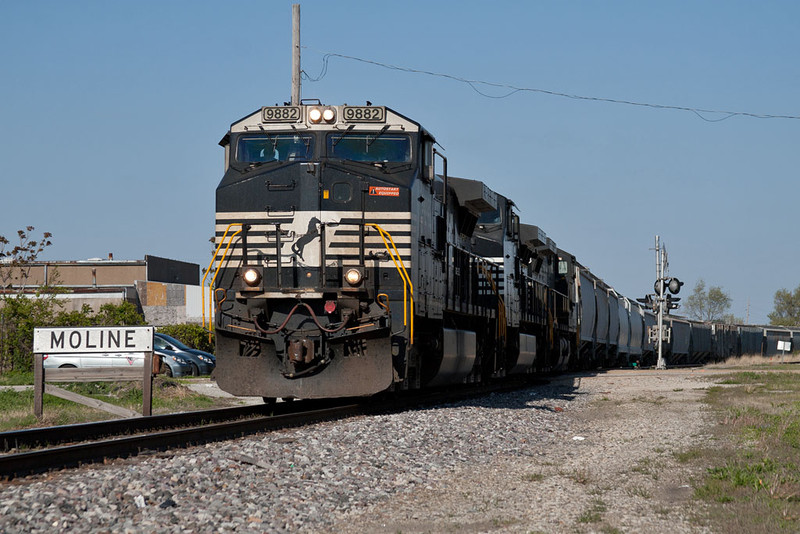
427 373 597 412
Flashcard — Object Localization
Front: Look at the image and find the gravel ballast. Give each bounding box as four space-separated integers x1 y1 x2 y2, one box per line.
0 369 718 533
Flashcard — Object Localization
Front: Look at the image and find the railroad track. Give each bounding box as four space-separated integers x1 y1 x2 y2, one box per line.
0 398 364 480
0 378 537 480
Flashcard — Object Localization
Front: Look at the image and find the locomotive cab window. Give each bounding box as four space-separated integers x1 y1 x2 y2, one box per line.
326 133 411 163
331 182 352 202
236 134 313 163
477 209 501 227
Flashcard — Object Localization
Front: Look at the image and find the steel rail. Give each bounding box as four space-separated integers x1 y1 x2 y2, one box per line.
0 399 343 454
0 403 363 480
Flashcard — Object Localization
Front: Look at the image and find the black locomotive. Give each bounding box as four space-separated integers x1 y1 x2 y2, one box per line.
209 102 796 400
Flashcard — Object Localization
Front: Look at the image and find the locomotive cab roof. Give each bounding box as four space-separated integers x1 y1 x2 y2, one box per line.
446 176 498 216
520 224 557 257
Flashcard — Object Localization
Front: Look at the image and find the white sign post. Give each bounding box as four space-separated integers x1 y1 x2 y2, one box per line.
33 326 155 418
777 340 791 363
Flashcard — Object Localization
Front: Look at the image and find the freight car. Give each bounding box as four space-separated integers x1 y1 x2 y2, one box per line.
207 101 797 400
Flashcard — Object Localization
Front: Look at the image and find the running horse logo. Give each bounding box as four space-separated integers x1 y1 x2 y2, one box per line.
291 217 321 262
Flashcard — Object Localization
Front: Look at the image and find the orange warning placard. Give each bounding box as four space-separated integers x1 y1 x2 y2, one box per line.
369 186 400 197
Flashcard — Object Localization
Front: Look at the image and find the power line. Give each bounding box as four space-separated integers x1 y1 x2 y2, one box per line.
301 48 800 123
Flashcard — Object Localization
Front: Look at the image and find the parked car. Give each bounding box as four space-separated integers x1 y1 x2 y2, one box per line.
154 333 216 376
43 348 193 379
43 352 145 369
155 349 194 378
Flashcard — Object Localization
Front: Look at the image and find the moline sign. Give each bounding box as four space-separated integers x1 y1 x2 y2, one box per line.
33 327 154 354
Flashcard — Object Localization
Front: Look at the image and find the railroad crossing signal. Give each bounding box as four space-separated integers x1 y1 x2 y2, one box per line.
655 277 684 296
650 236 681 370
642 277 683 314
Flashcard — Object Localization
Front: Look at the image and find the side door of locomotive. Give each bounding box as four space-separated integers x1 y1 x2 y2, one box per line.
319 164 365 284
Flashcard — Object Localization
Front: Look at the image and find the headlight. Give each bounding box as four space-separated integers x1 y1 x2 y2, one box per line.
242 268 262 287
322 108 335 122
308 108 322 123
344 268 363 286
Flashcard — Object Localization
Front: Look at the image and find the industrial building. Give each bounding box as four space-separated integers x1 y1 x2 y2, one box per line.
0 254 205 325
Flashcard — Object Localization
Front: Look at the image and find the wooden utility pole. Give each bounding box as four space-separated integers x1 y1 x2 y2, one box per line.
291 4 301 105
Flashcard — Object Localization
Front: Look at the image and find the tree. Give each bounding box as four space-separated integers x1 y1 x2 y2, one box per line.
1 227 59 372
0 226 53 292
720 313 744 325
768 285 800 327
684 279 732 322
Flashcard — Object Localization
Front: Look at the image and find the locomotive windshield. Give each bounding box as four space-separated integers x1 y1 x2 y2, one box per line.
236 134 313 163
326 133 411 163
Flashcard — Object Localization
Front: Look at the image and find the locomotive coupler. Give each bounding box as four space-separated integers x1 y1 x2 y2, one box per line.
288 338 315 364
281 334 327 378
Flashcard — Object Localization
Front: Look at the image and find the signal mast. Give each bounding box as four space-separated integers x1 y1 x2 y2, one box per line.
637 235 683 369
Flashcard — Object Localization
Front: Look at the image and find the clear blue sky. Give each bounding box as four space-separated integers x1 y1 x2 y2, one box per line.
1 1 798 324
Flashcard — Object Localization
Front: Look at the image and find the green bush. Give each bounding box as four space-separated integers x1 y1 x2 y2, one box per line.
157 324 215 354
52 304 95 327
94 301 145 326
0 294 59 373
0 300 146 374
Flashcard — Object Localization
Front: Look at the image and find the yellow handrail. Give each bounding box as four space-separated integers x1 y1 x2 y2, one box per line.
365 223 414 345
202 223 243 332
479 262 507 343
201 221 414 345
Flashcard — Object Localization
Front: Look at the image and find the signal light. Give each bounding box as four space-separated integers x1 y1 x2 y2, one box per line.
636 295 659 313
654 280 667 295
668 278 684 295
654 277 684 295
666 295 681 310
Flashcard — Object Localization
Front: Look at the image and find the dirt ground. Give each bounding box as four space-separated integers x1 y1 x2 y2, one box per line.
326 369 724 533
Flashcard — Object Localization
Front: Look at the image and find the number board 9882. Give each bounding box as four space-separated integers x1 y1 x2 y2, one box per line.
343 106 385 123
262 106 301 123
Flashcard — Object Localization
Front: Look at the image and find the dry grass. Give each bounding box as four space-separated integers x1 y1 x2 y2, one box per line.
521 472 545 482
631 457 661 480
560 466 592 485
707 353 800 368
0 378 237 432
